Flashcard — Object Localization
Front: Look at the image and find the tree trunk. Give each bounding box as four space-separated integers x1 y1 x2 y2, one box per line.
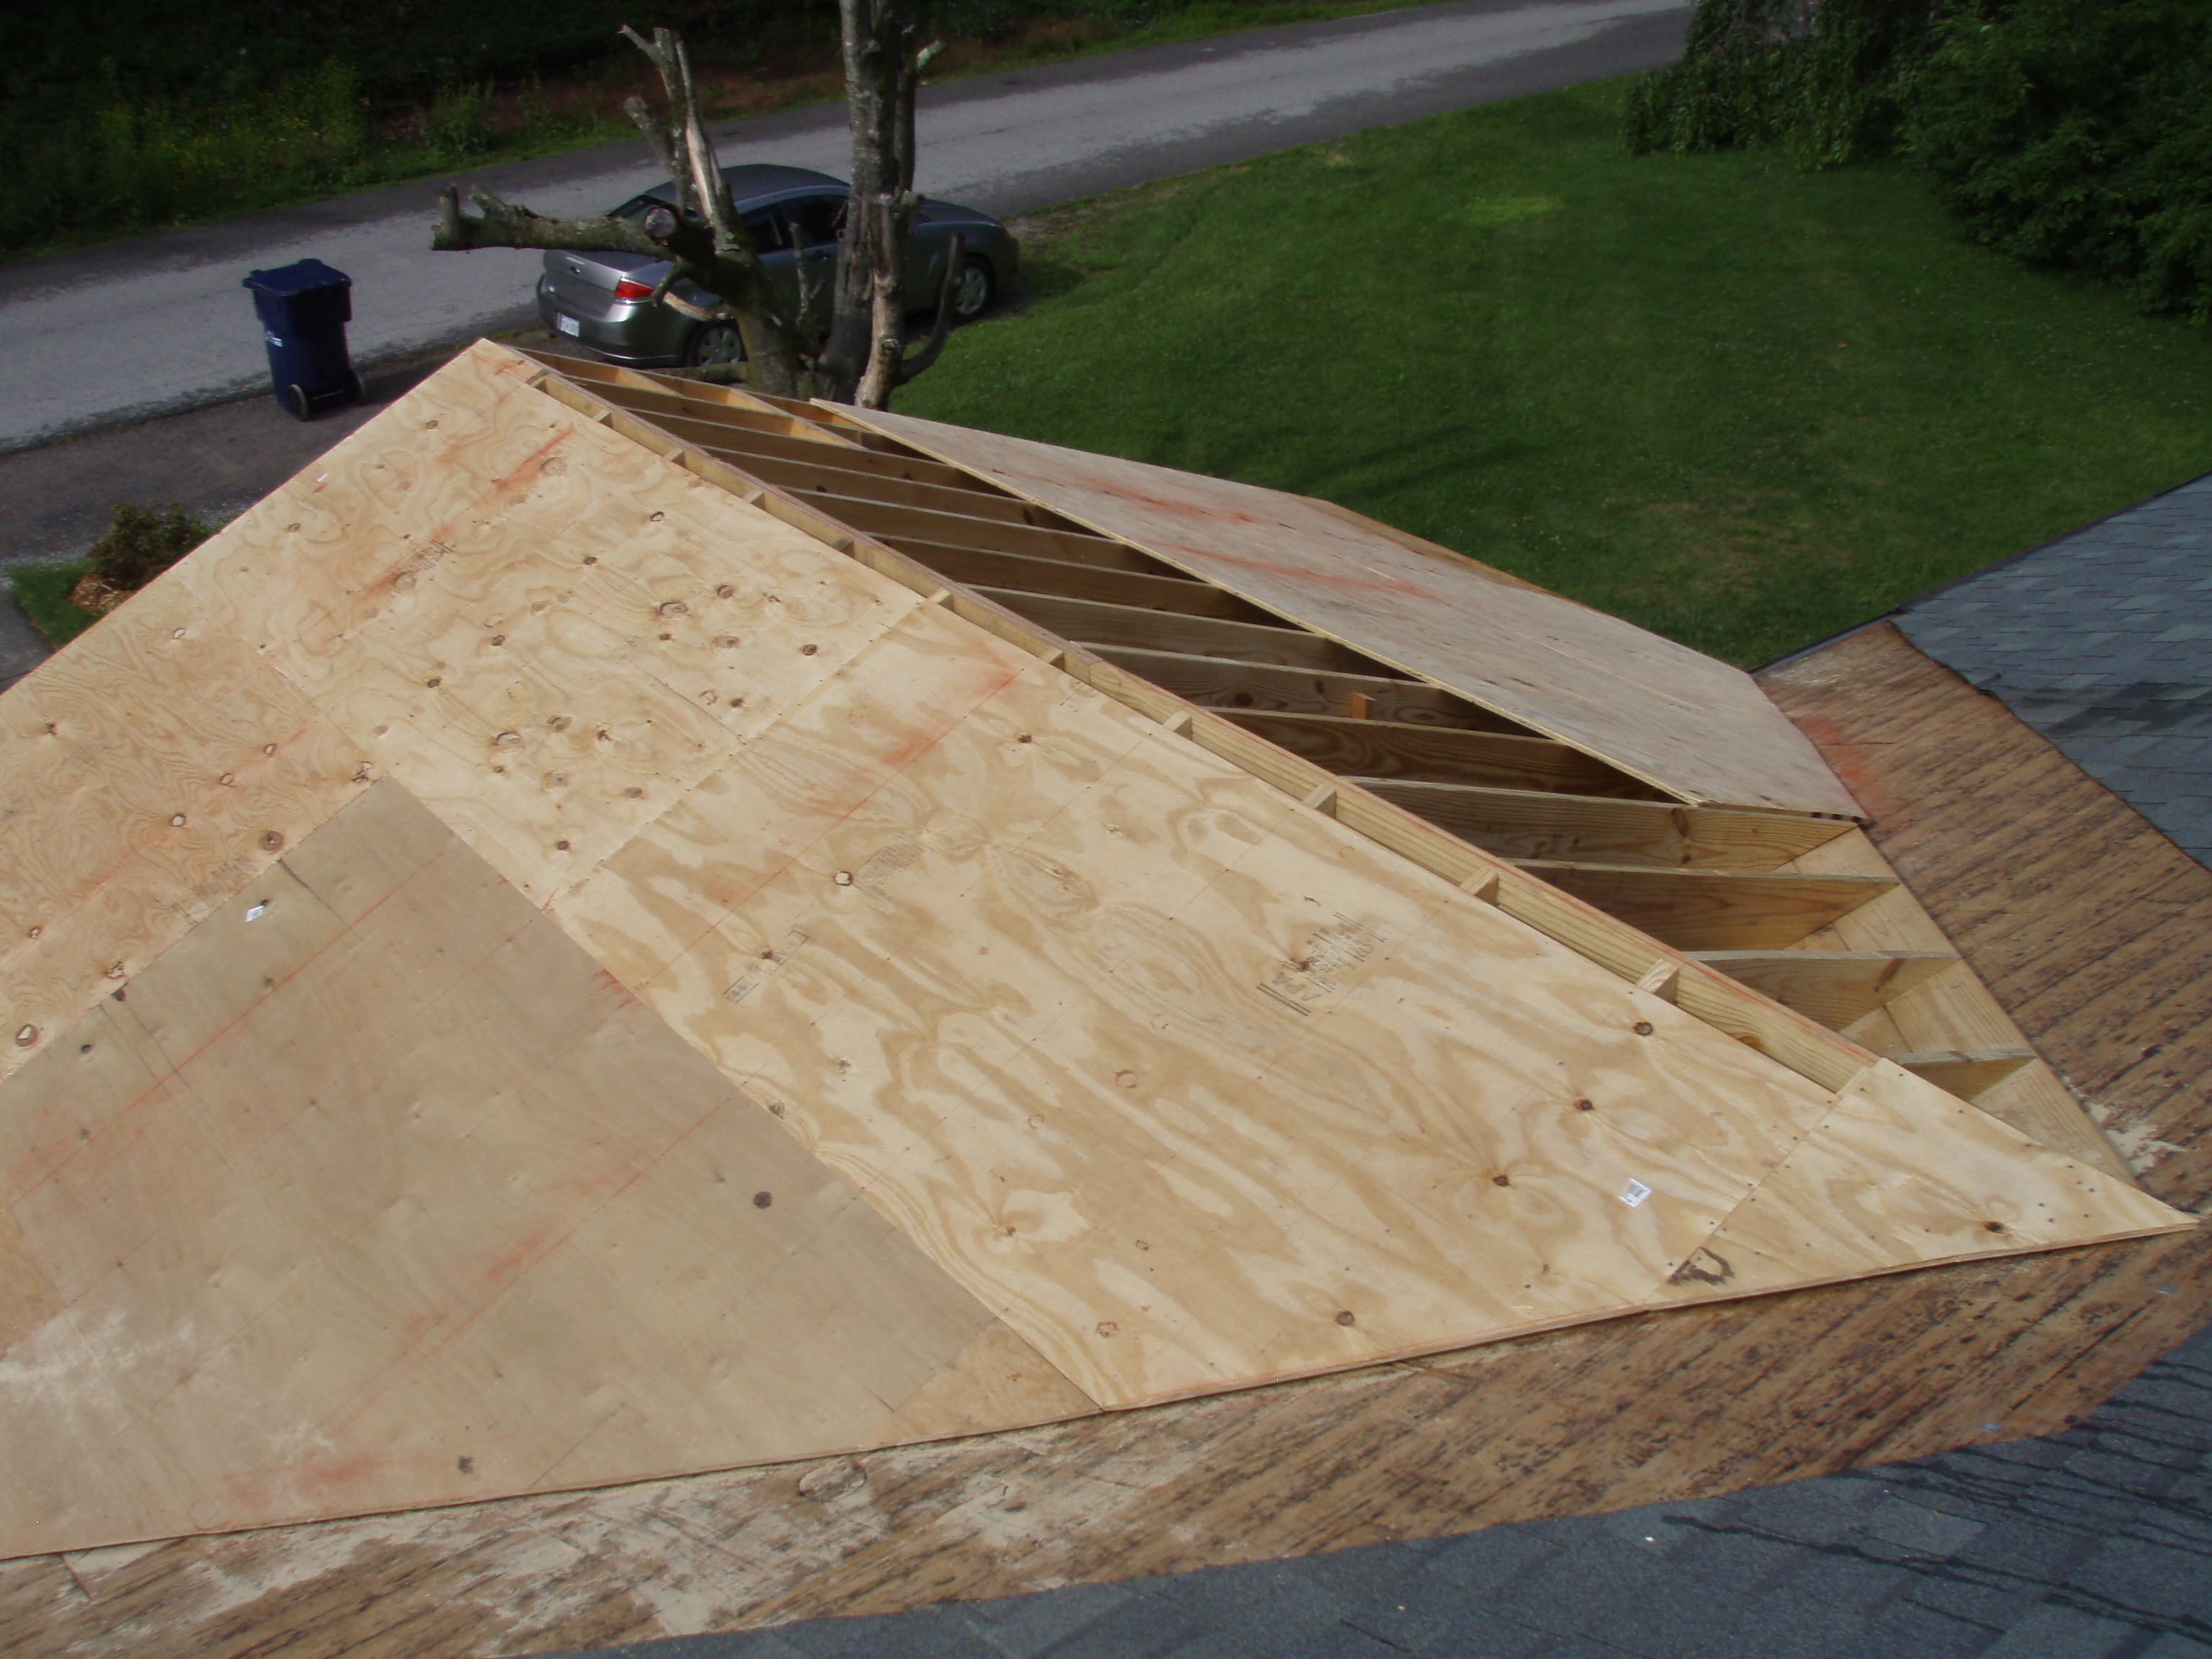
428 22 966 408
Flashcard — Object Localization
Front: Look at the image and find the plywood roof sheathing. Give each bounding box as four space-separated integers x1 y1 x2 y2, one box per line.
0 341 2186 1566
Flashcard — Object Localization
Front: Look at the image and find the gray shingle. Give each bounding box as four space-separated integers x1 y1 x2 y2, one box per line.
1894 468 2212 866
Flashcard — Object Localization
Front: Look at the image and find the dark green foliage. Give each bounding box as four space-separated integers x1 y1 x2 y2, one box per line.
1623 0 1936 166
0 0 1292 254
1907 0 2212 323
86 504 216 593
1625 0 2212 323
4 562 98 647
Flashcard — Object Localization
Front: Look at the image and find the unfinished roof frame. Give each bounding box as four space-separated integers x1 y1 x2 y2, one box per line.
517 349 2087 1159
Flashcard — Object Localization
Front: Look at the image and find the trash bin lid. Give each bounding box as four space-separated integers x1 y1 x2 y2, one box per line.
242 258 351 295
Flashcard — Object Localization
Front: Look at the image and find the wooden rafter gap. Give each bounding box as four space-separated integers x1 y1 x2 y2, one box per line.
706 451 1078 528
1346 780 1852 872
688 428 994 493
516 349 868 449
1514 860 1895 952
877 531 1197 581
562 378 866 451
992 595 1394 673
1892 1048 2038 1100
892 546 1277 619
807 493 1141 563
1215 711 1653 793
1088 646 1508 729
1687 950 1958 1032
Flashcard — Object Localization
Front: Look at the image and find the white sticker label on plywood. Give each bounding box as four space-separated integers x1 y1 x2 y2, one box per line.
246 904 266 922
1620 1178 1652 1208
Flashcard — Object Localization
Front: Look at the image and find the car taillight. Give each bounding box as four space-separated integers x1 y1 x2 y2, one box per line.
613 279 653 300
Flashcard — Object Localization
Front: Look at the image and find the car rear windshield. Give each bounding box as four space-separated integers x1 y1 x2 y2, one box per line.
608 193 786 253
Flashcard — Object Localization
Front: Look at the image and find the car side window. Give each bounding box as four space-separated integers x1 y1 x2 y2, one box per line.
781 194 845 250
740 211 783 253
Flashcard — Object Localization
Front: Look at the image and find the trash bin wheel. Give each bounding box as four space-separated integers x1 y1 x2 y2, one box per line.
283 384 313 421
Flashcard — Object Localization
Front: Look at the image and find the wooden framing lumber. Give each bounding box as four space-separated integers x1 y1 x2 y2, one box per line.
1894 1048 2039 1100
1516 861 1896 950
876 531 1187 579
804 493 1131 563
1092 646 1506 727
1217 711 1663 797
977 590 1388 671
892 545 1274 619
1351 780 1851 871
714 448 1071 526
522 351 866 449
1688 949 1959 1030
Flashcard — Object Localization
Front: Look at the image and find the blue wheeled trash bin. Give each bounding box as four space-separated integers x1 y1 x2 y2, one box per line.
242 259 363 421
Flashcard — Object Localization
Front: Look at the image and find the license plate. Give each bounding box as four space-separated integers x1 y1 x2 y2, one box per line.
555 313 581 338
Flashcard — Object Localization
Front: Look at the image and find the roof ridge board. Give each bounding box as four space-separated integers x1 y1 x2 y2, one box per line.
520 359 1935 1111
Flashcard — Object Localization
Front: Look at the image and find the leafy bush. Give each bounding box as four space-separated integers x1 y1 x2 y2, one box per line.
1623 0 1936 166
1907 0 2212 323
86 503 217 593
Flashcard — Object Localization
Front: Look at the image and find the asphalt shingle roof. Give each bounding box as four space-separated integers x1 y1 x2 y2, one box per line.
1894 473 2212 867
541 1318 2212 1659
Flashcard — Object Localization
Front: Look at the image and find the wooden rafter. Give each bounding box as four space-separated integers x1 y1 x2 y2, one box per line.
1215 713 1663 796
1689 949 1958 1030
1354 782 1853 871
1515 862 1897 950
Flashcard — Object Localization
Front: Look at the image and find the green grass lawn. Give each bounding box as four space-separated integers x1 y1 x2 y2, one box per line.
905 79 2212 667
4 563 97 648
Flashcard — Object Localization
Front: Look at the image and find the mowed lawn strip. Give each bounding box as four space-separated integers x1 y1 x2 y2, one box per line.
904 78 2212 667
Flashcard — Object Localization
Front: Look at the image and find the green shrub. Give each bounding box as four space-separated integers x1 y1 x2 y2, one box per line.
1623 0 1936 166
86 503 217 593
1906 0 2212 323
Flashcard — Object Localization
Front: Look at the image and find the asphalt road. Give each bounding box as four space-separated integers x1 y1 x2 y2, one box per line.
0 0 1689 456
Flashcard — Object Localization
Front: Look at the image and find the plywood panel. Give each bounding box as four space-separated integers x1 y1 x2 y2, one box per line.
0 579 370 1087
1658 1061 2181 1301
0 780 1093 1559
839 409 1863 817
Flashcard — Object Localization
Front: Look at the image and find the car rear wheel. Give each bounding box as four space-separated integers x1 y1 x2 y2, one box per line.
950 256 994 322
685 321 745 369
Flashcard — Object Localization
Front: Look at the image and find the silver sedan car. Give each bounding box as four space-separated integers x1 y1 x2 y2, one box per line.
536 163 1017 369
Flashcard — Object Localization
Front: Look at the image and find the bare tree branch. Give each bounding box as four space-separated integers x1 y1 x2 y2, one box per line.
891 231 964 388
